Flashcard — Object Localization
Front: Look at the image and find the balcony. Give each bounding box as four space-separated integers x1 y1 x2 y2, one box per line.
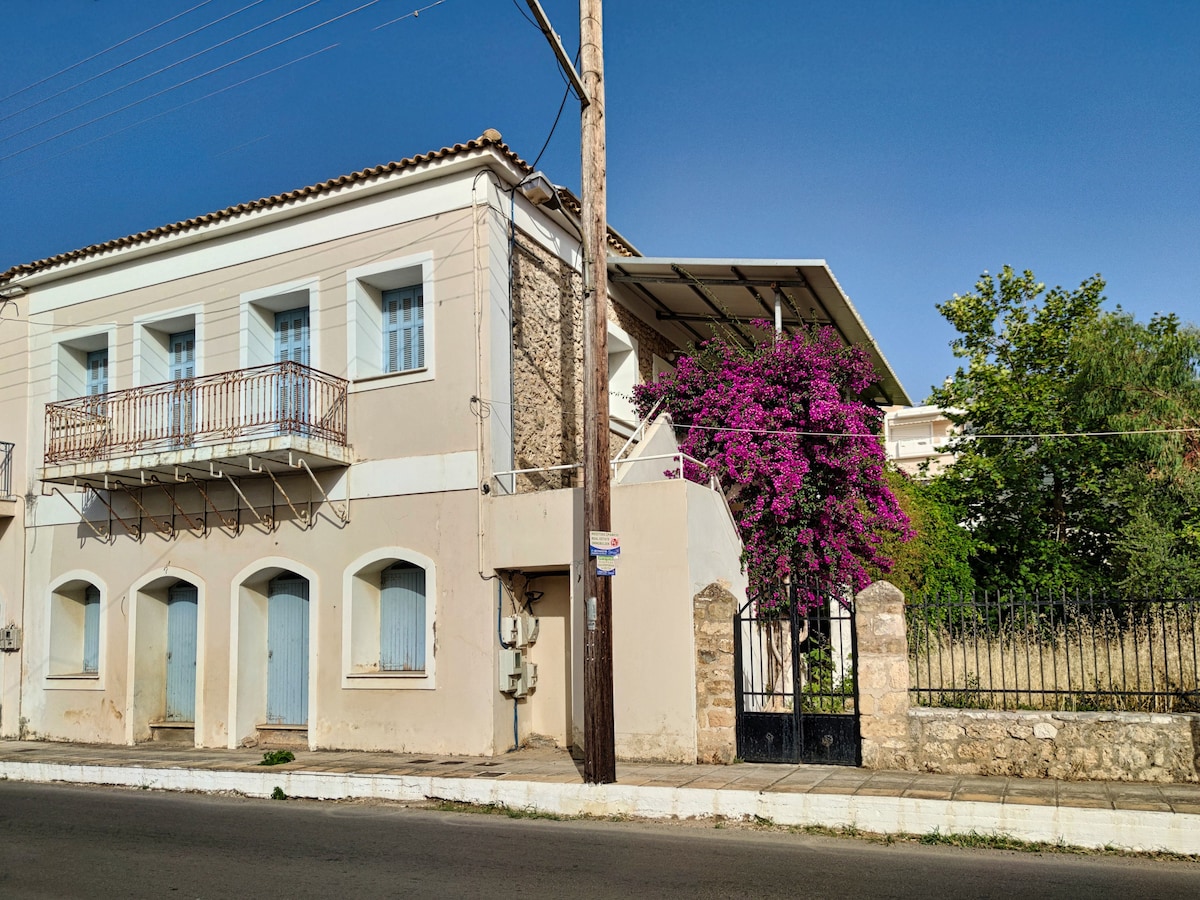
42 362 351 487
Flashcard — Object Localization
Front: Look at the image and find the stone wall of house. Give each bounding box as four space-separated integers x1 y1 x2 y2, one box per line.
511 234 583 491
510 232 686 491
908 708 1200 783
693 582 737 763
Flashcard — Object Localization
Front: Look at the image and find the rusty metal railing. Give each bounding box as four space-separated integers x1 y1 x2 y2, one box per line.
0 440 13 497
45 362 348 465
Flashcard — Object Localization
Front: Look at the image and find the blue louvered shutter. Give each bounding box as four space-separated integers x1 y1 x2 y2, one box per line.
168 331 196 442
274 308 310 366
86 349 108 396
380 563 426 672
83 585 100 674
382 287 424 373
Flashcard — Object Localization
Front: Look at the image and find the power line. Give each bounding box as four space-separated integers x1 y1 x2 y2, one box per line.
0 0 319 146
0 0 219 107
0 0 271 129
0 0 396 167
678 422 1200 440
374 0 448 30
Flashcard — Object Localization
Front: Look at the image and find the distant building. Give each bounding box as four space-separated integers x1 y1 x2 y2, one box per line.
883 405 957 477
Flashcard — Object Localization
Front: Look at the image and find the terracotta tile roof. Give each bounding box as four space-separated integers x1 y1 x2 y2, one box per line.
1 130 634 284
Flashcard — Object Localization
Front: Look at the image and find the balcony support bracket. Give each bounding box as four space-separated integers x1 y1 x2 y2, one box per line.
148 475 205 534
83 485 140 539
291 455 348 524
222 472 274 531
112 480 173 537
183 475 238 532
48 486 109 539
252 458 308 528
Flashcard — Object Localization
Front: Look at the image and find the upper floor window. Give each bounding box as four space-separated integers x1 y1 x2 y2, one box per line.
53 327 115 402
134 307 202 386
240 280 320 371
346 252 435 388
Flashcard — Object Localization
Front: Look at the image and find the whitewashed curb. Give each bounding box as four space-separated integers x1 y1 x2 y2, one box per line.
2 760 1197 855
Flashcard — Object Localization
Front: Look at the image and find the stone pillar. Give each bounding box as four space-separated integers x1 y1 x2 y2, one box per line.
855 580 912 769
693 582 737 764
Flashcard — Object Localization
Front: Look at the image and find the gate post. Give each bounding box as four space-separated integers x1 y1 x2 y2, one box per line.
694 582 737 764
855 580 912 769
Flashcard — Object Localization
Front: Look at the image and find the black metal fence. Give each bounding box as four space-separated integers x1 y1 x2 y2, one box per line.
908 592 1200 713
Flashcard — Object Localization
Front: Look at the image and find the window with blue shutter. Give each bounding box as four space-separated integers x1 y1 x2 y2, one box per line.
380 562 426 672
86 349 108 397
82 585 100 674
382 286 424 374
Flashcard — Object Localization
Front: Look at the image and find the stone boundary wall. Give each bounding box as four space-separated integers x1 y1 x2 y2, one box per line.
856 581 1200 783
908 707 1200 783
693 583 736 764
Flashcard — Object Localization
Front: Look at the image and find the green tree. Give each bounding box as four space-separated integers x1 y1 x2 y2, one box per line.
930 267 1200 597
1072 312 1200 595
929 266 1109 594
873 470 976 599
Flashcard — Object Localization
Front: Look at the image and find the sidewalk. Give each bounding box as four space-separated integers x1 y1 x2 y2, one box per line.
2 740 1199 855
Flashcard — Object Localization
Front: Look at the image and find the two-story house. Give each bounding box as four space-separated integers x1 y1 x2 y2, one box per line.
0 130 909 762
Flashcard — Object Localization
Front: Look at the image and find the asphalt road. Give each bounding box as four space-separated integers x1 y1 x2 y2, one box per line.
1 782 1198 899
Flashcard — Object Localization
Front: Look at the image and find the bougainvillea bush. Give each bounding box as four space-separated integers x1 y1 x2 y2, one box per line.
633 324 910 610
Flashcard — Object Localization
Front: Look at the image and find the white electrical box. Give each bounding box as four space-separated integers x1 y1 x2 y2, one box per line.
499 648 523 693
501 616 521 648
0 625 20 652
522 616 540 646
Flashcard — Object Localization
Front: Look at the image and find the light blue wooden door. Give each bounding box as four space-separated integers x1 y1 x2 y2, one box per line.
165 583 198 723
274 308 310 431
381 564 426 672
168 330 196 443
267 573 309 726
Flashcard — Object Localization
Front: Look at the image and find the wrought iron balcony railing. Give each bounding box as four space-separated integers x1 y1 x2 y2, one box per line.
45 362 348 466
0 440 13 498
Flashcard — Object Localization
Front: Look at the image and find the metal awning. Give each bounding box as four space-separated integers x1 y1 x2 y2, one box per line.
607 257 911 406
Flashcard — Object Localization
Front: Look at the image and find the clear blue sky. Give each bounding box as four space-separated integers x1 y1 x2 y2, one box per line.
2 1 1197 403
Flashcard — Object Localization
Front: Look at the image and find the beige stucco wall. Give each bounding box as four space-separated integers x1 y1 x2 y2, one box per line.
0 307 30 738
17 490 502 754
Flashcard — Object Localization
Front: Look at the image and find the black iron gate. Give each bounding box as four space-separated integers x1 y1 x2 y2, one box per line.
734 582 860 765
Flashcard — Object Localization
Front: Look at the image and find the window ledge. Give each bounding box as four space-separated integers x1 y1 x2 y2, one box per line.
45 673 103 690
349 368 432 393
343 670 434 690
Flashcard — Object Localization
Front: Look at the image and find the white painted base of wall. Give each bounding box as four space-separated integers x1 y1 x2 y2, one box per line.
2 760 1196 855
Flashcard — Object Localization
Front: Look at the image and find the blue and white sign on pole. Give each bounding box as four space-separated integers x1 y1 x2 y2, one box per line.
590 531 620 576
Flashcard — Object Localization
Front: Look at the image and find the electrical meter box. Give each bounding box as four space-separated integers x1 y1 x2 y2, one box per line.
0 625 21 651
499 648 523 693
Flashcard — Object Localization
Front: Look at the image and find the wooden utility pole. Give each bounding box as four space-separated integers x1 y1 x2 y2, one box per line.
525 0 615 785
579 0 616 785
